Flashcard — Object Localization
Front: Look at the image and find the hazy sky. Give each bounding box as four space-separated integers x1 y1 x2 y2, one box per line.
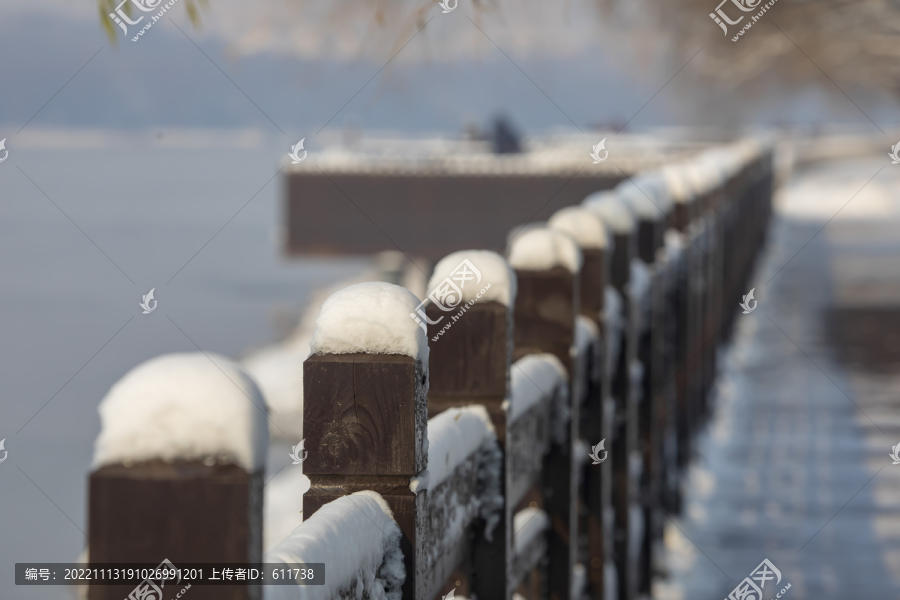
1 0 895 145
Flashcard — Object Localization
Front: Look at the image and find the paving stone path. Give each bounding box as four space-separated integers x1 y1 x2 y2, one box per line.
655 157 900 600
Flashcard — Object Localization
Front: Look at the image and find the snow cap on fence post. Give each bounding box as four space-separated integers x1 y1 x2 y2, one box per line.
661 163 698 231
507 227 581 600
93 352 269 471
549 206 609 323
425 250 516 440
303 281 429 600
582 191 636 294
507 227 581 377
615 173 671 263
88 352 268 593
423 252 515 600
310 281 429 365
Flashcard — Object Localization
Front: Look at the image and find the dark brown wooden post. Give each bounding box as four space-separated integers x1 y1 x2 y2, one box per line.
508 228 581 600
582 192 638 600
303 283 429 600
616 173 673 597
548 206 610 598
661 166 700 479
87 353 267 600
424 250 516 600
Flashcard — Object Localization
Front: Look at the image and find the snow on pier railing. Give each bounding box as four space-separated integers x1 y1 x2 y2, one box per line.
93 352 268 472
88 352 269 587
507 354 568 423
310 281 429 365
507 228 583 274
414 406 503 600
426 250 516 308
505 353 565 515
82 139 776 600
547 206 610 251
582 191 637 237
266 491 405 600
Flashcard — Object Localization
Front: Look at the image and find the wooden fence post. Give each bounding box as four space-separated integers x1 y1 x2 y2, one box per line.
615 172 672 597
660 165 701 480
582 192 638 600
302 282 429 600
424 250 516 600
88 352 268 600
508 228 582 600
548 206 610 599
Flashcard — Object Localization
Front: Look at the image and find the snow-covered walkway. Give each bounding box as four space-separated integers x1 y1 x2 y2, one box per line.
655 156 900 600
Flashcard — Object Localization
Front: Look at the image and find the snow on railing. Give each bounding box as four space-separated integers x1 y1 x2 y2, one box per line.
266 491 405 600
412 405 503 600
87 352 269 595
83 140 775 600
93 352 268 472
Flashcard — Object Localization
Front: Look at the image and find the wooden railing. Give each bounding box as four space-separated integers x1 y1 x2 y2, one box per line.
85 140 774 600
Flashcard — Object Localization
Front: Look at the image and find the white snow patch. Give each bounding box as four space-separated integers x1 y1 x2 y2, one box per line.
777 157 900 220
425 405 497 489
427 250 516 307
575 315 600 357
572 564 587 600
661 164 695 204
93 352 268 472
244 262 413 440
508 228 582 274
310 282 429 364
513 507 549 556
265 491 404 600
628 259 652 331
664 229 689 264
574 316 601 401
508 354 569 422
243 335 311 441
582 192 636 234
264 467 311 553
616 171 672 220
548 207 610 249
408 469 430 495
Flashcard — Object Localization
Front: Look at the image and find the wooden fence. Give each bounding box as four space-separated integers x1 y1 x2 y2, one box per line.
85 140 774 600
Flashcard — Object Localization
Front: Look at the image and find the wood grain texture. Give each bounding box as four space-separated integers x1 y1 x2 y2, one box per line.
580 249 606 320
87 461 263 600
512 266 578 379
426 301 511 404
303 353 428 476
